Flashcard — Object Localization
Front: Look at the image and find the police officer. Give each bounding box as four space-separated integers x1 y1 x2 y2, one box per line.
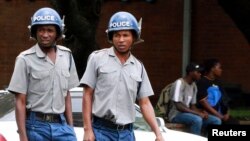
8 7 79 141
80 11 164 141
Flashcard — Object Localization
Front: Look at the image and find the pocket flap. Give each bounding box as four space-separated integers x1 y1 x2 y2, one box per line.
31 71 50 79
62 70 70 77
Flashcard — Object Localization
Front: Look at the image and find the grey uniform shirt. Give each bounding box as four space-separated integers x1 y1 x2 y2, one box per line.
8 44 79 114
80 47 154 125
168 78 197 121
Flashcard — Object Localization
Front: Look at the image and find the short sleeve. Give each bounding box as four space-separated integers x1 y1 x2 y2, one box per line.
68 54 80 89
137 65 154 99
8 56 28 94
171 79 184 102
80 52 97 89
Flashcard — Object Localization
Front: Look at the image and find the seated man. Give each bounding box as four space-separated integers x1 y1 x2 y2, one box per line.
196 58 238 124
168 63 221 135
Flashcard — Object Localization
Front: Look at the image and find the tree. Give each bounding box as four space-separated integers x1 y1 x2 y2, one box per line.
50 0 103 78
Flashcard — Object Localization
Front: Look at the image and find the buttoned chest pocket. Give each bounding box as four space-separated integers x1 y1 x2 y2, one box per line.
98 67 118 87
60 70 70 93
30 71 51 93
129 74 142 96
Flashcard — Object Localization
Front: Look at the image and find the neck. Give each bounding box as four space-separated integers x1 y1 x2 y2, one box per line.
183 76 193 84
204 73 215 80
114 48 130 64
39 44 56 54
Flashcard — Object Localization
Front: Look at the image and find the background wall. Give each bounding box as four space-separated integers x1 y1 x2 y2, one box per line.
0 0 249 104
0 0 50 89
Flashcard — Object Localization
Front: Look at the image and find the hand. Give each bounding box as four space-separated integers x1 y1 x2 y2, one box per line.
18 130 28 141
198 111 208 119
222 113 230 121
155 133 165 141
83 129 95 141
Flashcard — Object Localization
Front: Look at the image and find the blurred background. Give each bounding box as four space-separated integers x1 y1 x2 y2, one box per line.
0 0 249 108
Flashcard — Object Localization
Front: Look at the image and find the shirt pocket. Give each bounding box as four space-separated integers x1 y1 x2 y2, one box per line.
98 67 118 87
30 70 50 93
130 74 142 97
60 70 70 93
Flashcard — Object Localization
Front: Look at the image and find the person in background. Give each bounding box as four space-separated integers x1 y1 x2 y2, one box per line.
196 58 237 124
168 63 221 135
80 11 164 141
8 7 79 141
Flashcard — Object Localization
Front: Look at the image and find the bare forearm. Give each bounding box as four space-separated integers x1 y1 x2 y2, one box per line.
139 98 162 139
65 91 74 126
200 100 223 118
15 94 28 141
176 103 200 115
82 87 93 131
142 105 161 136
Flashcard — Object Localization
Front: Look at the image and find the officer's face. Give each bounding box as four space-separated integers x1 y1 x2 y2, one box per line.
112 30 134 55
36 25 57 48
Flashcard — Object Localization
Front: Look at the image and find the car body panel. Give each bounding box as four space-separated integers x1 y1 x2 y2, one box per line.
0 119 207 141
0 88 207 141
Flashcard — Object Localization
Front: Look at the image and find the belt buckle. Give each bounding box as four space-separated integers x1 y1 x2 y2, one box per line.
116 124 125 130
44 114 53 122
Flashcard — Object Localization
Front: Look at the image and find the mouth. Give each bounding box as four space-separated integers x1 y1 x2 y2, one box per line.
39 40 52 47
117 45 126 49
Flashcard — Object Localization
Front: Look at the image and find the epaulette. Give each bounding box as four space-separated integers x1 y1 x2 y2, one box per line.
92 48 109 54
20 46 36 56
57 45 71 52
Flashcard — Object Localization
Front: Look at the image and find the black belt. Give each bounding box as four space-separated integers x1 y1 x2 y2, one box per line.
27 111 61 123
93 116 131 130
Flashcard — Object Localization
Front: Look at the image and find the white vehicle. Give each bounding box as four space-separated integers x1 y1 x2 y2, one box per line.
0 87 207 141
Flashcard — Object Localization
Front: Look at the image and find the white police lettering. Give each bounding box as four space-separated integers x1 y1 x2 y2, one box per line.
110 21 130 28
33 15 55 22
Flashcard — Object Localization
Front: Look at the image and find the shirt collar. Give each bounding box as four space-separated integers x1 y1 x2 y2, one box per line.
108 46 136 65
34 43 46 58
34 44 64 58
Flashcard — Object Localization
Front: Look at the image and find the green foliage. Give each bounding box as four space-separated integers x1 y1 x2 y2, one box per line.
230 107 250 120
154 107 164 117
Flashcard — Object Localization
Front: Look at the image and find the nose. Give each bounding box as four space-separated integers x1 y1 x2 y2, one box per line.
118 36 125 42
41 31 49 37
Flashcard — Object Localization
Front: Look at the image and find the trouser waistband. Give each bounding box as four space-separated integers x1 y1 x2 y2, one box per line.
26 111 62 123
93 115 132 131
